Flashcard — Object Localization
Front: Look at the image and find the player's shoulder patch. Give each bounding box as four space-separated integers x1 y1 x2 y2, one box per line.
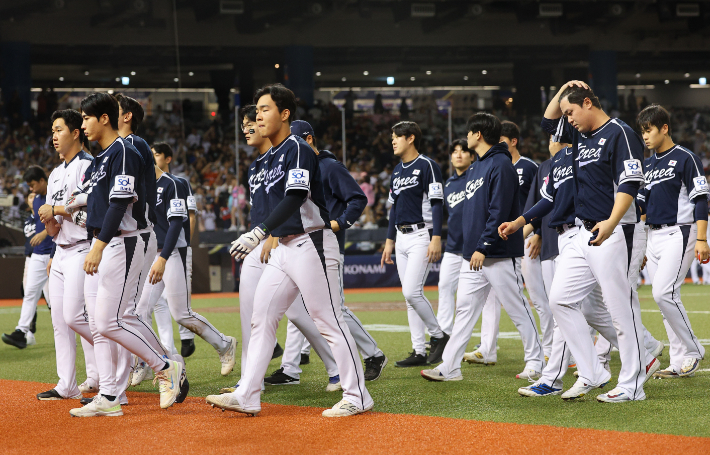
693 176 709 193
286 168 310 190
167 198 188 218
429 182 443 199
624 159 643 177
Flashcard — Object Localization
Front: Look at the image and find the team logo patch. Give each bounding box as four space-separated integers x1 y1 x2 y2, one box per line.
429 182 443 199
624 159 643 177
279 155 284 162
693 176 709 193
599 138 607 145
287 168 310 188
413 169 420 175
113 175 135 195
168 198 187 217
187 195 197 210
668 160 677 166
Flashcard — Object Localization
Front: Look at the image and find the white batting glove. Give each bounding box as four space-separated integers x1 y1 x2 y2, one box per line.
66 190 88 214
229 225 267 260
71 209 87 228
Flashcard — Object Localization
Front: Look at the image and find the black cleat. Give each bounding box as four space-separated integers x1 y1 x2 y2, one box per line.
181 339 196 358
264 367 300 385
364 355 388 381
2 329 28 349
37 389 63 400
395 351 429 368
427 333 450 364
30 311 37 334
272 343 284 360
176 367 189 403
80 397 92 405
299 353 310 365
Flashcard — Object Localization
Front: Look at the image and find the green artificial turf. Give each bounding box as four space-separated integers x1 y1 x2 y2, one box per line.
1 285 709 437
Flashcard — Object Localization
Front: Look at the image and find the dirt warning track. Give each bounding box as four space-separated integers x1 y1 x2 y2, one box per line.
2 380 708 455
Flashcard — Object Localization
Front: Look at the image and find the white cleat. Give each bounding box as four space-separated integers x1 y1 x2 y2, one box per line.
119 391 128 406
654 365 682 379
463 350 495 365
219 336 238 376
322 399 373 417
25 331 36 346
69 395 123 417
78 380 98 394
597 387 642 403
131 359 152 386
644 358 661 385
650 341 664 359
516 368 541 381
420 368 463 382
326 376 343 392
206 393 259 416
561 374 610 401
680 357 701 377
154 360 182 409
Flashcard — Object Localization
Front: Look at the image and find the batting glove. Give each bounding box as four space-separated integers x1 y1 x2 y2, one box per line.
66 190 88 214
71 209 87 228
229 225 267 259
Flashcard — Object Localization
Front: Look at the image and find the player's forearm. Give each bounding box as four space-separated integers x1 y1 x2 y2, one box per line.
387 204 396 240
697 220 708 240
431 199 443 236
261 190 308 233
337 195 367 230
544 87 565 120
97 200 129 243
694 197 708 224
160 218 183 259
607 192 634 226
45 221 60 237
52 205 70 218
189 212 197 243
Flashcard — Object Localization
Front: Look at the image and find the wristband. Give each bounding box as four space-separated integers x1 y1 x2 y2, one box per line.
52 205 55 216
698 239 707 242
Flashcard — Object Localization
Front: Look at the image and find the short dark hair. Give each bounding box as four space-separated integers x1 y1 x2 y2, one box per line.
23 165 47 183
391 121 421 150
466 112 501 145
152 142 173 159
559 85 602 109
240 104 257 123
450 138 469 153
637 104 672 135
500 121 520 143
253 84 296 123
51 109 86 144
80 92 119 130
114 93 145 133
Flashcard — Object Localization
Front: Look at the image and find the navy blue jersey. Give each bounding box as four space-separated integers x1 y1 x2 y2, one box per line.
524 158 558 261
514 156 539 213
23 214 36 256
125 134 157 226
542 117 645 224
154 173 188 250
462 143 523 260
31 193 53 255
247 152 270 230
173 175 195 246
84 137 148 234
444 169 467 255
388 154 444 226
540 146 577 228
641 145 709 225
264 134 330 237
317 150 367 254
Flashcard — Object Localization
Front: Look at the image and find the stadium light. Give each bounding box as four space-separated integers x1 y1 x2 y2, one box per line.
410 77 416 81
84 71 89 76
131 71 136 76
363 71 369 76
316 72 321 76
482 70 487 75
59 77 64 81
122 77 130 85
387 77 395 85
700 77 707 85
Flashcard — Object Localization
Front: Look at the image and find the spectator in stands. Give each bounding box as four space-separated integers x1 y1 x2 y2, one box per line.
200 202 217 231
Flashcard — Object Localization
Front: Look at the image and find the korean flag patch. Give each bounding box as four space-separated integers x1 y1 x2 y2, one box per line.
668 160 677 167
517 168 524 174
413 169 420 175
429 182 444 199
157 187 164 193
693 176 709 193
599 138 607 145
286 168 310 189
624 159 643 177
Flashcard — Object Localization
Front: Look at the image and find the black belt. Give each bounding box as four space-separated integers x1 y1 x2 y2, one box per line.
58 239 89 249
92 229 122 239
581 219 599 231
397 222 426 234
649 223 675 230
555 223 576 235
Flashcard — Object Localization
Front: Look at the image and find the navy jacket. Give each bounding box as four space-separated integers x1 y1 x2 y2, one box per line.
444 168 467 255
524 158 558 261
462 142 524 260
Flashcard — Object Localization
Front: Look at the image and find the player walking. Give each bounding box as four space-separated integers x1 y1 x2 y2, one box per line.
381 121 449 367
420 113 544 382
637 104 707 379
207 84 372 417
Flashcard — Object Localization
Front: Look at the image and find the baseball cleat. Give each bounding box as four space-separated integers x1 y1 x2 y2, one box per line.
131 359 152 386
181 339 196 358
119 392 128 406
364 355 388 381
650 341 664 359
300 353 310 365
395 351 429 368
644 358 661 384
272 342 284 360
518 382 562 397
154 360 182 409
78 380 98 394
70 395 123 417
597 387 642 403
1 329 28 349
37 389 82 401
680 358 701 377
573 361 610 378
176 366 189 403
264 367 300 385
206 393 259 416
322 399 373 417
326 375 342 392
654 365 681 379
463 350 495 365
561 375 610 401
427 333 450 364
219 336 238 376
516 368 541 381
420 368 463 382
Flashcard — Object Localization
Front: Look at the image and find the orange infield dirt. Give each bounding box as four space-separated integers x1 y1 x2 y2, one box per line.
3 380 708 455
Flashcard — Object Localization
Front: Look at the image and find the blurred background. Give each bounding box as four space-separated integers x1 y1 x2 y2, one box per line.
1 0 709 292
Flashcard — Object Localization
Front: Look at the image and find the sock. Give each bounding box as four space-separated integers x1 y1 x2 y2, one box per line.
161 361 170 371
103 394 116 401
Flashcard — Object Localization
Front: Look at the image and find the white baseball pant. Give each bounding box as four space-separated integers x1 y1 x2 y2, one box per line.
646 224 705 370
178 246 194 341
16 253 50 333
48 242 98 397
22 255 50 319
233 230 372 412
436 257 545 379
394 229 444 355
437 252 462 336
548 223 647 399
689 258 701 283
701 222 710 283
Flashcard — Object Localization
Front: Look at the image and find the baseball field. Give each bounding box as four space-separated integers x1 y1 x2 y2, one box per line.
2 284 709 454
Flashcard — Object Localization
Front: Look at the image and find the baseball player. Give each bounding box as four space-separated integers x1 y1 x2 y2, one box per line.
207 84 372 417
2 167 54 349
219 105 340 394
420 113 544 382
381 121 448 367
277 120 387 382
69 93 181 417
637 104 707 378
503 81 652 403
33 110 97 401
437 139 471 336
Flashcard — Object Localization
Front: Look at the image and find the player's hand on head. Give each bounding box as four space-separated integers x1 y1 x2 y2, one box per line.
564 80 589 91
469 251 485 271
149 258 166 285
589 219 615 246
426 236 441 263
696 240 710 264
